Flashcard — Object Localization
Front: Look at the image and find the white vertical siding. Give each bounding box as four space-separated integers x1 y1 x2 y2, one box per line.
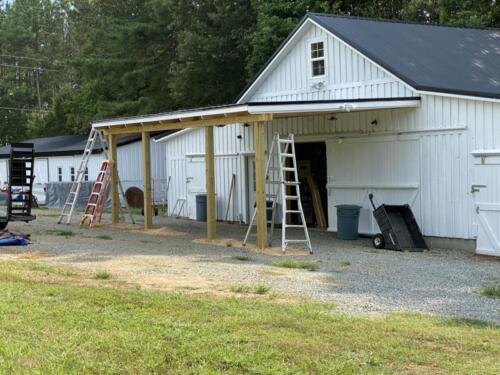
248 23 415 102
163 95 500 241
165 124 246 221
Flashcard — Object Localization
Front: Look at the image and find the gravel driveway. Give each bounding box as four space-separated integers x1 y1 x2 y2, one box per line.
3 209 499 323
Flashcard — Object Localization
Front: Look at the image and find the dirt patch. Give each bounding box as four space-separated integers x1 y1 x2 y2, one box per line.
19 251 47 260
133 227 186 237
192 238 310 256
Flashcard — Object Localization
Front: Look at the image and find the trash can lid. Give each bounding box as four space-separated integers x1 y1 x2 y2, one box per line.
336 204 362 210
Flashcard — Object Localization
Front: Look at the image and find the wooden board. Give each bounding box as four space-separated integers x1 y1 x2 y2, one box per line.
307 175 327 228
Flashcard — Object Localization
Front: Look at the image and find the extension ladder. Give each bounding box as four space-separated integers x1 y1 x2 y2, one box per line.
80 160 112 226
243 133 312 253
57 128 135 225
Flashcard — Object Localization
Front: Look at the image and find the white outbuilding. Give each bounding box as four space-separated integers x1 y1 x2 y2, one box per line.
151 13 500 256
0 133 168 204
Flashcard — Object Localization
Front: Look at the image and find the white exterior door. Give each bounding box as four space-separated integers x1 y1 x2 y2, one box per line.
33 158 49 204
326 136 421 235
186 157 206 219
472 155 500 256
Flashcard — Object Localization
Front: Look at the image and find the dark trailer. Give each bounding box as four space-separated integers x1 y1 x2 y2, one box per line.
0 143 36 229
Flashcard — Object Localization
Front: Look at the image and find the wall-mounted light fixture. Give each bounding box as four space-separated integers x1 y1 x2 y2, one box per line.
237 135 242 140
370 119 378 126
243 123 250 128
328 115 337 121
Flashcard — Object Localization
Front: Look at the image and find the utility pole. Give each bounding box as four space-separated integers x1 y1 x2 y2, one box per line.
34 67 42 111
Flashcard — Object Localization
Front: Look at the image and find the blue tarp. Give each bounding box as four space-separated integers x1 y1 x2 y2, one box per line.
0 236 30 246
0 230 30 246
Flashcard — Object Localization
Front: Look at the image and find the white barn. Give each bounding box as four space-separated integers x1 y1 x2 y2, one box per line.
155 14 500 256
0 134 168 204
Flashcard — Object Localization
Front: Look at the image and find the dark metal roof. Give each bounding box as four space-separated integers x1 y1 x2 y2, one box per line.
238 14 500 101
309 14 500 99
0 134 142 158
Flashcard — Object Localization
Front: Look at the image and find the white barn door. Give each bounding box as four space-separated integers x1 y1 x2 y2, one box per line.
326 136 421 235
472 156 500 256
186 157 206 220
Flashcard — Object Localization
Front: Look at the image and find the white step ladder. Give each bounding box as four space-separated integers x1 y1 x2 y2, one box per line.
57 129 135 225
243 133 312 254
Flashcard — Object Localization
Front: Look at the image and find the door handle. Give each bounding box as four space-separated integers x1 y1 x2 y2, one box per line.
471 184 486 194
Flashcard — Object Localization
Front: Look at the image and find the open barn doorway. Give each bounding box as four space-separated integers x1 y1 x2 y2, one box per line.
293 142 328 228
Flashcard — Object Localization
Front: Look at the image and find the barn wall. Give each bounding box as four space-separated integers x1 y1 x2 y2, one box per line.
164 94 500 241
117 139 168 202
247 22 415 103
164 125 247 221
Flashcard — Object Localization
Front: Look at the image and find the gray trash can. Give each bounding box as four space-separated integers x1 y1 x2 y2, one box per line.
336 205 362 240
196 194 207 222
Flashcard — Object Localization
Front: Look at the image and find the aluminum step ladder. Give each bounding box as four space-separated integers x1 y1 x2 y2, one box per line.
81 160 112 227
57 129 135 225
243 133 312 254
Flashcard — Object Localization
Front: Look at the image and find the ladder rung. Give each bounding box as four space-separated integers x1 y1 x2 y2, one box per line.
285 224 305 228
279 139 293 144
282 167 295 172
285 239 309 243
285 210 301 213
280 153 294 157
283 181 299 185
284 195 299 200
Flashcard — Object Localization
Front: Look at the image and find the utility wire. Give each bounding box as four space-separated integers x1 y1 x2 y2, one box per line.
0 106 48 113
0 63 63 73
0 54 50 62
0 54 66 68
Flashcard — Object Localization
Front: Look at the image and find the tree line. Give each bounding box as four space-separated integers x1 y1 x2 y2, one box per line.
0 0 498 143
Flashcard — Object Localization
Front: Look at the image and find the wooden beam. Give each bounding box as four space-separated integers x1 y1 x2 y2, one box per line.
108 134 120 224
101 114 273 135
205 126 216 240
142 131 153 230
253 121 267 249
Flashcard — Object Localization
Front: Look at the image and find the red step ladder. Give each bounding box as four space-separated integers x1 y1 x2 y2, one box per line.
81 160 113 227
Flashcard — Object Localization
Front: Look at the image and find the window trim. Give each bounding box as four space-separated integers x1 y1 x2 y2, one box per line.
309 39 327 80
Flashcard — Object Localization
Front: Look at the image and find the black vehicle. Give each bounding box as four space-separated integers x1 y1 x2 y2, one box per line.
368 193 427 252
0 143 36 230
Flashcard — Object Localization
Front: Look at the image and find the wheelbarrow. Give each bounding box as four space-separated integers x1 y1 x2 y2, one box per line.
368 193 427 252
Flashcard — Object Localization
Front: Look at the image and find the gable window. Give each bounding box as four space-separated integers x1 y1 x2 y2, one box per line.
57 167 63 182
84 167 89 181
310 41 325 77
70 167 75 182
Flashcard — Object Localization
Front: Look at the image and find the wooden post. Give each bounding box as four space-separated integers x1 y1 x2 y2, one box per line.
142 131 153 230
108 134 120 224
253 122 267 249
205 126 216 240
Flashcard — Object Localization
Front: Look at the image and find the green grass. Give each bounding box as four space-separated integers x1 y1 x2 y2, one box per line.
479 285 500 299
231 255 252 261
46 229 75 237
96 235 113 240
0 261 498 374
273 259 318 272
231 284 271 295
93 271 111 280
